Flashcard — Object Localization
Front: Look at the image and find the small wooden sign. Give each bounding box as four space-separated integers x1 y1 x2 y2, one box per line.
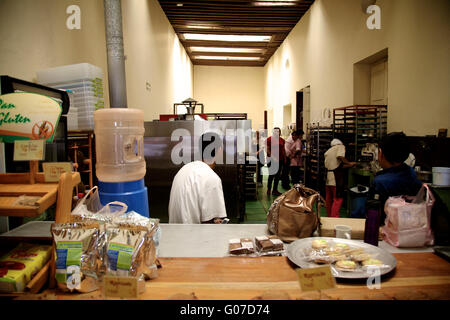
42 162 73 182
13 140 45 161
103 276 139 299
296 266 336 292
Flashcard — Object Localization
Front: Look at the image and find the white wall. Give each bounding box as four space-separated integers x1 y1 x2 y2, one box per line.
193 65 265 130
122 0 193 120
2 0 448 135
0 0 193 120
264 0 450 136
0 0 110 105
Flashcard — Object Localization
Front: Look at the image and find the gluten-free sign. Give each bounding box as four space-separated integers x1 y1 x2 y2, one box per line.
0 92 62 143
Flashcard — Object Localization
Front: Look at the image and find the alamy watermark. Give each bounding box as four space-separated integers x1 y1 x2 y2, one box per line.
366 5 381 30
170 125 281 175
66 5 81 30
65 4 380 32
366 266 382 289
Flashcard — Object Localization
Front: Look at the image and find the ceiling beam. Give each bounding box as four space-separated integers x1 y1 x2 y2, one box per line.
157 0 315 66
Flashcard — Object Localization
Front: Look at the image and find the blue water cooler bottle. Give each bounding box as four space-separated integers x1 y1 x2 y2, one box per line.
94 108 149 217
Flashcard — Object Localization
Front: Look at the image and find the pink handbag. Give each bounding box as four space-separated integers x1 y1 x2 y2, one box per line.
382 184 435 247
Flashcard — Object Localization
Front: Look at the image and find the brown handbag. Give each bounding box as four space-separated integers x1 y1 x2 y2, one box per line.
267 184 325 242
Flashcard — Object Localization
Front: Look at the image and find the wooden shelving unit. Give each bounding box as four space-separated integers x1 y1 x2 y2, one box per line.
0 171 81 296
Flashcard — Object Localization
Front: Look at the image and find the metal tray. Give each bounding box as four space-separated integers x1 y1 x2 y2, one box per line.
286 237 397 279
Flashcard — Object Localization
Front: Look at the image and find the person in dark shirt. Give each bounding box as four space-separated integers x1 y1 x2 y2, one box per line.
266 127 286 196
369 132 423 223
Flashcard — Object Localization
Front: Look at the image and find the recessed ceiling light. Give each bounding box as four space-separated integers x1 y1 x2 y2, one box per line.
190 47 264 53
183 34 271 42
176 3 183 7
185 25 213 29
253 0 298 6
194 56 261 61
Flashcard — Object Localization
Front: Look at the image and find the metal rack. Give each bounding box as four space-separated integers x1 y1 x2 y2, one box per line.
306 123 333 195
244 162 257 200
333 105 387 161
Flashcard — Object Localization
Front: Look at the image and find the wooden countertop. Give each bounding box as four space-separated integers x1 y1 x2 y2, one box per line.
37 252 450 300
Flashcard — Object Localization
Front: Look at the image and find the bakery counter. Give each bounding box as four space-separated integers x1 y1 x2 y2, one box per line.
131 253 450 300
157 224 434 257
3 222 434 256
35 253 450 300
151 225 448 300
2 222 447 300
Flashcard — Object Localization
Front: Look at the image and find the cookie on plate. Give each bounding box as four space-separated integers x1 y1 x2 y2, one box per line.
312 239 328 249
313 255 333 264
333 243 350 252
362 258 383 266
335 260 357 270
331 254 348 262
351 253 371 262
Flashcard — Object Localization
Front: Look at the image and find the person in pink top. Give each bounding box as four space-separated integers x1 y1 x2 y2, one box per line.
285 129 304 185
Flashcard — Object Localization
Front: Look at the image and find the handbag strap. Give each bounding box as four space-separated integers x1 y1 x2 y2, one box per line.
294 184 324 234
315 193 325 234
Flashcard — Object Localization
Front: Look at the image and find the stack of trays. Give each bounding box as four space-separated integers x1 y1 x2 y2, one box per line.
37 63 105 131
65 90 78 131
55 79 104 131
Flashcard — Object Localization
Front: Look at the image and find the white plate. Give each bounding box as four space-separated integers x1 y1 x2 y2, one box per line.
286 237 397 279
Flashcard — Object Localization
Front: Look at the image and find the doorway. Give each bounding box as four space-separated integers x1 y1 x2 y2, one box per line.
354 48 388 105
296 85 310 133
283 104 292 137
370 58 388 105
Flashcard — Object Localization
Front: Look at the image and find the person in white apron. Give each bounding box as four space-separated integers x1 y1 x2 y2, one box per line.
324 139 356 217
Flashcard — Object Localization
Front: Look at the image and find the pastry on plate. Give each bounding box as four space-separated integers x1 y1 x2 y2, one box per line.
312 239 328 249
333 243 350 252
351 253 371 262
362 258 383 266
331 254 348 262
335 260 357 270
313 256 332 264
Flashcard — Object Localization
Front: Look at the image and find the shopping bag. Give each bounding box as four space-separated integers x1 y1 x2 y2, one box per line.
382 184 435 247
267 184 325 242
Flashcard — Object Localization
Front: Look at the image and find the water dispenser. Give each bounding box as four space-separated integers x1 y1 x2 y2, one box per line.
94 108 149 217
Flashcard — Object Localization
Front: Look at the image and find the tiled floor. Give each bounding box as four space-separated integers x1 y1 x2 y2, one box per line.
243 170 348 224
